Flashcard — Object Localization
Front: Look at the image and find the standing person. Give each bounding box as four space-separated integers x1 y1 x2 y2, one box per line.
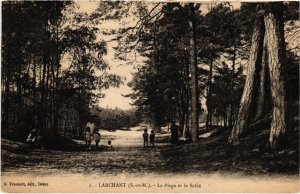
86 117 95 135
170 122 179 145
143 129 149 148
150 130 155 147
84 127 92 150
93 129 101 149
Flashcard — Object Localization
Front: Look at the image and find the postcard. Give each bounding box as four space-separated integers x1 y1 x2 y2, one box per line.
1 0 299 193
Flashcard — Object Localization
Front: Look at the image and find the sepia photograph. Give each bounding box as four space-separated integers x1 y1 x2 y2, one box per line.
1 0 299 192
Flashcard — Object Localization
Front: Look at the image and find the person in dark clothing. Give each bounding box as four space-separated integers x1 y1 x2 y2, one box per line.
150 130 155 147
93 129 101 149
26 128 43 148
143 129 149 148
106 140 114 151
170 122 179 145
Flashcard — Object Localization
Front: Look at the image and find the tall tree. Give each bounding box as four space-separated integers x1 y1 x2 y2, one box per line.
229 2 296 149
188 3 200 141
228 15 265 144
264 3 288 148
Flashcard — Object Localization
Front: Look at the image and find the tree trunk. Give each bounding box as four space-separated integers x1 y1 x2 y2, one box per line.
206 57 213 129
2 62 10 132
264 4 288 149
183 51 190 137
40 11 49 138
183 86 190 138
41 52 47 137
188 4 199 142
228 16 265 144
53 15 60 136
229 44 236 127
178 88 186 136
254 35 268 121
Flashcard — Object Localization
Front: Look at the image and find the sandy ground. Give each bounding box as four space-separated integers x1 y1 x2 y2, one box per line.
2 128 171 176
95 127 170 147
1 127 299 192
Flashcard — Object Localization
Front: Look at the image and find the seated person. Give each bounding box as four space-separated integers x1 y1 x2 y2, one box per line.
26 129 42 148
106 140 114 151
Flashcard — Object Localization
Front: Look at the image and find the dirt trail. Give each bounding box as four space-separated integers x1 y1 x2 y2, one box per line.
2 129 172 176
2 127 299 178
2 128 299 193
96 128 170 147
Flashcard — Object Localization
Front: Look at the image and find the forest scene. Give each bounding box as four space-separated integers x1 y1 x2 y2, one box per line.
1 1 299 192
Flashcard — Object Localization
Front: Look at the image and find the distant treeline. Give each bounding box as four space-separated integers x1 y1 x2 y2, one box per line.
91 107 141 131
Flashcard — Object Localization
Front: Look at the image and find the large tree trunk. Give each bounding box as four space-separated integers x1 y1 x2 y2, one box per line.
188 4 199 142
229 3 289 149
228 16 265 144
264 4 288 149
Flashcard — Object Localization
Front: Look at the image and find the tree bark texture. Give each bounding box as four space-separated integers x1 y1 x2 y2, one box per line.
188 4 199 142
254 35 271 121
264 6 288 149
228 17 265 144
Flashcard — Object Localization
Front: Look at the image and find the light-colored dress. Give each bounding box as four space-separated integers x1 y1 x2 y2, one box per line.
86 122 95 134
85 131 91 142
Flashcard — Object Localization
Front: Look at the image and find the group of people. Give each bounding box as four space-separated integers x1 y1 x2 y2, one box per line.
142 123 181 147
142 129 155 148
27 117 160 150
84 126 101 150
83 120 113 151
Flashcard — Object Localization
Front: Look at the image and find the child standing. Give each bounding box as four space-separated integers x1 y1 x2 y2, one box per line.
143 129 149 148
93 129 101 149
150 130 155 147
84 127 91 150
